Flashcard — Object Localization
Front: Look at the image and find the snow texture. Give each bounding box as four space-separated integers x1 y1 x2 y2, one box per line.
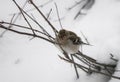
0 0 120 82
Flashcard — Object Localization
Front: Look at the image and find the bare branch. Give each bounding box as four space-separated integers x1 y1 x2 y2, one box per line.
37 0 53 8
0 14 15 37
110 53 118 62
47 9 52 19
67 0 84 10
59 55 120 80
21 9 54 40
70 54 79 78
54 3 63 29
29 0 58 34
80 31 91 45
9 0 29 25
0 24 55 44
0 21 54 40
13 0 36 36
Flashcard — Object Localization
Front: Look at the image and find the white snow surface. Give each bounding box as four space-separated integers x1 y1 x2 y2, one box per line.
0 0 120 82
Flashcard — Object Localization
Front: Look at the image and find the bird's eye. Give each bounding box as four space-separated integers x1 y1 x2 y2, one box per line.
69 37 81 44
74 38 79 43
69 37 76 42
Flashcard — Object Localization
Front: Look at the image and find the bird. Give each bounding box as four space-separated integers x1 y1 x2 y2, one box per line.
55 29 88 55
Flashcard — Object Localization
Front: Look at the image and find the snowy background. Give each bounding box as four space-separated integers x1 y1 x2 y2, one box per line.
0 0 120 82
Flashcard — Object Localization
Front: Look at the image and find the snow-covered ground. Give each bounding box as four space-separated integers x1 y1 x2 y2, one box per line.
0 0 120 82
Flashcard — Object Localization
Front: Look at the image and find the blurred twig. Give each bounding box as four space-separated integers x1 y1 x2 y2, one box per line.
54 2 63 29
70 54 79 78
1 0 29 37
29 0 58 34
0 14 15 37
59 55 120 80
67 0 95 19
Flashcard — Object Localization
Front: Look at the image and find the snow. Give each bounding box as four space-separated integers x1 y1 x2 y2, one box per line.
0 0 120 82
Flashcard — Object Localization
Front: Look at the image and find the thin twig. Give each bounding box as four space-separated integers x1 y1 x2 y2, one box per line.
67 0 84 10
37 0 53 8
70 54 79 78
77 51 117 68
25 12 54 40
80 31 91 45
73 54 100 71
74 11 85 19
77 51 96 62
54 2 63 29
58 55 88 73
81 0 95 11
59 55 120 80
47 9 52 19
0 24 55 44
9 0 28 25
0 21 55 42
110 53 118 62
0 14 15 37
73 54 91 66
13 0 36 36
29 0 58 34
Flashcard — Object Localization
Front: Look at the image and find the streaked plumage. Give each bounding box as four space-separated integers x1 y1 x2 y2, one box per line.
55 29 86 54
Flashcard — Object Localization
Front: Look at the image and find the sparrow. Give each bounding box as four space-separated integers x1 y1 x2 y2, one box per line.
55 29 88 55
